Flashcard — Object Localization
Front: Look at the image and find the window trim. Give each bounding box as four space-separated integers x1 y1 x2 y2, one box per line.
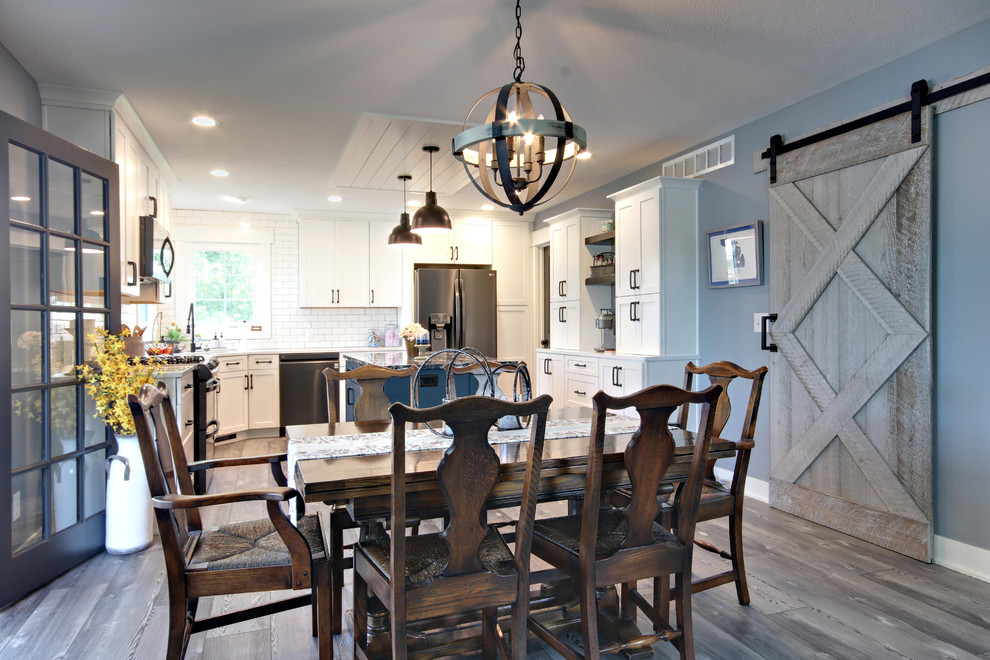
175 227 273 340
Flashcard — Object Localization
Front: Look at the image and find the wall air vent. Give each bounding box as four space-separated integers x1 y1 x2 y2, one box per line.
662 135 734 178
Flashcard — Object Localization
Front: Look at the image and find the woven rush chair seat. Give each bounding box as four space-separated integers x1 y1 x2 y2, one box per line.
359 527 513 584
533 508 681 560
188 514 325 571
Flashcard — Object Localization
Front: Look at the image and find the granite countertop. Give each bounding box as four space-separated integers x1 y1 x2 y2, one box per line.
343 351 416 369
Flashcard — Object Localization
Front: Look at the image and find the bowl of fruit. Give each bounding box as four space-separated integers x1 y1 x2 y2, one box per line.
146 343 174 356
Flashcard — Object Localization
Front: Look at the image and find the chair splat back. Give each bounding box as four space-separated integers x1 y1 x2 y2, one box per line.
322 364 417 424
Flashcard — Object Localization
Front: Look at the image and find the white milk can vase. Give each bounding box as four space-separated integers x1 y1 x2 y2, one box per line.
104 432 153 554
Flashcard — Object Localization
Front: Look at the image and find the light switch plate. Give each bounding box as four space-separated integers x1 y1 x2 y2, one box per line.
754 313 767 333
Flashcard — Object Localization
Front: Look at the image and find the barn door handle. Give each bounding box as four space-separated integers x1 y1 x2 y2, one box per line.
761 314 778 352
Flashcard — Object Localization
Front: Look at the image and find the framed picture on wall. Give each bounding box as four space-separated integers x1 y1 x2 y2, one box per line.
706 221 763 288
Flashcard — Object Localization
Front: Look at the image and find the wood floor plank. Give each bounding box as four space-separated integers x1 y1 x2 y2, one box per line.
0 584 46 653
766 606 911 660
862 567 990 635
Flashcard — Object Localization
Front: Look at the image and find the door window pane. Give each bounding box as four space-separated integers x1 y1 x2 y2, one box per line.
81 243 107 308
50 312 77 383
49 235 77 306
11 469 44 554
83 450 106 518
52 458 77 533
83 388 106 448
80 171 107 241
9 227 43 305
48 158 76 234
8 144 41 226
50 385 78 458
11 310 44 386
11 391 44 469
80 313 108 364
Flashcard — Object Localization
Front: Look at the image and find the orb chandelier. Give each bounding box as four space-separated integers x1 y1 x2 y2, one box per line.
411 146 452 234
387 174 422 247
452 0 586 215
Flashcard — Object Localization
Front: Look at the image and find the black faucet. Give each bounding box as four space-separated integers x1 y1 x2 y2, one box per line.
186 303 198 352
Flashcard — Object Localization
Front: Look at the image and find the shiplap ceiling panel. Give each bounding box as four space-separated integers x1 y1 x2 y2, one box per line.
334 114 470 195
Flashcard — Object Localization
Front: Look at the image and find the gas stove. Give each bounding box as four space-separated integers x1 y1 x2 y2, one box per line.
135 354 206 365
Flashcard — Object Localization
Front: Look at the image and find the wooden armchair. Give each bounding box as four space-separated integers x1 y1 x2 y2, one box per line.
526 384 722 660
672 360 767 604
127 382 331 660
352 394 553 659
322 364 418 424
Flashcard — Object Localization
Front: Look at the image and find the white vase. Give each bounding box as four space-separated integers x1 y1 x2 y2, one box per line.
105 432 154 554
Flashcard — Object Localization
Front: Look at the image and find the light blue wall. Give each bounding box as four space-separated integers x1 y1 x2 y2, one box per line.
537 19 990 551
0 40 40 125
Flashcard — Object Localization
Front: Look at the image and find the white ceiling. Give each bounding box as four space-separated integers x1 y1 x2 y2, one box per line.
2 1 988 218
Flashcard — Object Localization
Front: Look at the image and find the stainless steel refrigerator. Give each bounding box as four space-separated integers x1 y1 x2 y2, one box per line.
415 267 498 358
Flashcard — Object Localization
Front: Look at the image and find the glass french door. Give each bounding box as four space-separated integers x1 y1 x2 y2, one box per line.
1 109 120 607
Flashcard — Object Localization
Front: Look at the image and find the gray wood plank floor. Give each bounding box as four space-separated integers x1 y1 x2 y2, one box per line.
1 435 988 659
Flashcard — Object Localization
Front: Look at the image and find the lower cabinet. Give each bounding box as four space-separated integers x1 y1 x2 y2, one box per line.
535 349 694 414
216 354 280 436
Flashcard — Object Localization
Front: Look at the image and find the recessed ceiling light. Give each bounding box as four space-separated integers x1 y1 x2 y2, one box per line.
239 220 251 228
211 169 229 177
481 204 495 211
223 195 248 205
10 195 31 202
192 116 218 127
89 210 105 216
327 195 342 203
576 151 592 160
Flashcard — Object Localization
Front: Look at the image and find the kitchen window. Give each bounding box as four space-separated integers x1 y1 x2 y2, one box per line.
176 228 273 340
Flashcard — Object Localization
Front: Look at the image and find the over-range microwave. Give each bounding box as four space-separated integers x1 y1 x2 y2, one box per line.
139 215 174 283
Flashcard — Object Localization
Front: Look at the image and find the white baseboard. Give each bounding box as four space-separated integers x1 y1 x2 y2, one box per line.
933 535 990 583
713 466 769 503
715 467 990 583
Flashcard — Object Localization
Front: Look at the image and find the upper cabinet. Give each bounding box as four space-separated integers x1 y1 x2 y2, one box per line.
298 218 403 308
39 86 175 300
417 217 492 265
608 176 701 357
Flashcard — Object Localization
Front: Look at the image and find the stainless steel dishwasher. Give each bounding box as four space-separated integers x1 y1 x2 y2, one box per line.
279 352 339 431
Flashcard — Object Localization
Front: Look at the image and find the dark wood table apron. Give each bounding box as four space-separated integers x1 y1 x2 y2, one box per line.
290 409 739 636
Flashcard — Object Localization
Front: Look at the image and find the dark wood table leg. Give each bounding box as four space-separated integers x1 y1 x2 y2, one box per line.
330 505 351 635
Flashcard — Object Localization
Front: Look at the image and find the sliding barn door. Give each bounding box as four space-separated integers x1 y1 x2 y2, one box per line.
768 110 932 561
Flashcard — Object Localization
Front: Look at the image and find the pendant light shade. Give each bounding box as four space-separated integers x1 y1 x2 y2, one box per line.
452 0 586 215
388 175 422 247
411 146 452 235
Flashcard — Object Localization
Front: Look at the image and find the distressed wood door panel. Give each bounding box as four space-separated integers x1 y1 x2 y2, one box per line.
768 111 932 561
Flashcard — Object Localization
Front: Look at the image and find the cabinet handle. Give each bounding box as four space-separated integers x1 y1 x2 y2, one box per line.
244 375 249 390
574 362 587 368
184 383 193 390
184 420 194 427
455 246 459 260
544 358 551 375
126 261 138 286
450 246 455 261
628 270 634 290
635 301 641 321
629 304 635 321
256 359 272 364
148 196 158 218
250 374 254 389
560 307 566 323
573 390 587 396
561 280 566 297
224 361 242 366
164 281 173 299
370 289 374 304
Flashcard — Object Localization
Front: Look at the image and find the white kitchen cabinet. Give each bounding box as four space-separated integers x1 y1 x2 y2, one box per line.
217 356 249 436
545 209 613 352
368 221 404 307
216 354 280 435
608 177 701 357
418 217 492 265
534 351 566 404
298 218 371 307
599 357 644 398
496 305 532 363
492 220 531 305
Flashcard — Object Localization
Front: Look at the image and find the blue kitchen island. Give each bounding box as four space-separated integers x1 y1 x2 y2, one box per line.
340 351 488 421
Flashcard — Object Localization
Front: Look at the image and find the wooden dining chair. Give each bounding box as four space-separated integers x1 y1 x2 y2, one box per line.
352 393 553 659
672 360 767 605
127 382 331 660
322 364 418 423
526 384 722 660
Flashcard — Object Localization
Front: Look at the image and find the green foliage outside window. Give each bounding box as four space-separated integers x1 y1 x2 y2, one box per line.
193 250 255 323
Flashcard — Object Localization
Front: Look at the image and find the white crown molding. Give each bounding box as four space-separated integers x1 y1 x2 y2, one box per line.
113 94 177 187
38 83 121 111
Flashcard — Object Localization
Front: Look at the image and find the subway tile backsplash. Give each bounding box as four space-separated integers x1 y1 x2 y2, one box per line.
136 209 399 350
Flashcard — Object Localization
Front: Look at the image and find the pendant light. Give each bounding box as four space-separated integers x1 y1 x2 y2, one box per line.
411 145 452 234
452 0 586 215
387 175 422 247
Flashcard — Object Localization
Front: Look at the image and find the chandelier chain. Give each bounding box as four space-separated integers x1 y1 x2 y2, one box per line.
513 0 525 82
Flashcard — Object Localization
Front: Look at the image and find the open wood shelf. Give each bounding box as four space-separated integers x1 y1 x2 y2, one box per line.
585 274 615 285
584 229 614 245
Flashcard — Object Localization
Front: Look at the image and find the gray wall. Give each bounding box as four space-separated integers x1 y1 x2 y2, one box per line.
537 18 990 552
0 41 40 125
